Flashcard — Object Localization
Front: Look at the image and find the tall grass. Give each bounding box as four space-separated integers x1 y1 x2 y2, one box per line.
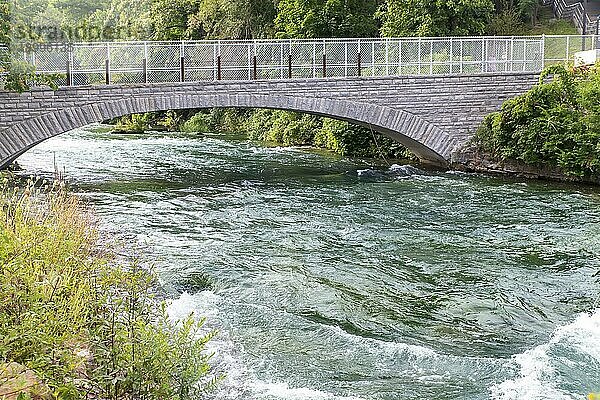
0 177 221 399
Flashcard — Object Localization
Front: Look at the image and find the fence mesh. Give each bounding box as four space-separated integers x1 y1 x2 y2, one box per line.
11 35 599 86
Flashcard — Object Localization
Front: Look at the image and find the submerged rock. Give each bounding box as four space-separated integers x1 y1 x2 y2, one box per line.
357 164 423 179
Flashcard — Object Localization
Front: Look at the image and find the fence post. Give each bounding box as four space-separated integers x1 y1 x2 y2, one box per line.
105 43 110 85
372 41 375 76
105 59 110 85
288 39 292 79
541 34 546 70
180 56 185 82
385 39 389 76
217 55 222 80
398 40 401 75
143 41 149 83
417 38 422 74
449 38 453 74
253 41 257 80
66 45 73 86
280 42 284 79
142 58 148 83
213 43 217 80
180 41 185 82
344 41 348 77
66 59 72 86
481 38 486 73
460 39 464 74
322 40 327 78
429 40 434 74
217 41 222 80
357 39 361 76
510 36 514 72
312 42 316 78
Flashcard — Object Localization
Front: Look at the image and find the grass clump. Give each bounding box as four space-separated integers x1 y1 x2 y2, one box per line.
0 177 221 399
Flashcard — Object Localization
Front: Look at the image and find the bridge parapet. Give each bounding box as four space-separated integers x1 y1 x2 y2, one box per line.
10 35 593 87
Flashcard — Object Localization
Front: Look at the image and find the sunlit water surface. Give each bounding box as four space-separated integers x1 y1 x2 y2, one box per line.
17 126 600 400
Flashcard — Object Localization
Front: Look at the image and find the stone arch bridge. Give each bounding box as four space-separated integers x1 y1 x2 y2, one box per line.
0 72 539 168
4 35 579 168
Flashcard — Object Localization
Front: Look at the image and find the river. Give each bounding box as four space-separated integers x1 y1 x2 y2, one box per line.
16 125 600 400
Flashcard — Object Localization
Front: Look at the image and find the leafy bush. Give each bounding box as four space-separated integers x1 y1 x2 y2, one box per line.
0 178 220 399
115 113 153 133
182 112 211 133
475 64 600 178
0 60 61 93
243 109 414 159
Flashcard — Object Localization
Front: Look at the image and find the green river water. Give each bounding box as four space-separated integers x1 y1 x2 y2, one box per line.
16 125 600 400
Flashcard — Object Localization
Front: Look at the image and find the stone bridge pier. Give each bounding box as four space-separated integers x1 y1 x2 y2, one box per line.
0 72 539 168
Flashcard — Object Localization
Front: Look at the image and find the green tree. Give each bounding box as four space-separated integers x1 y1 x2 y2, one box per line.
192 0 276 39
0 0 9 46
379 0 494 37
0 0 9 73
83 0 152 40
275 0 378 38
149 0 275 40
517 0 540 26
150 0 203 40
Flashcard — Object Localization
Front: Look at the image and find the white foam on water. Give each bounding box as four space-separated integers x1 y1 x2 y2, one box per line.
325 324 436 359
166 292 367 400
247 380 365 400
491 309 600 400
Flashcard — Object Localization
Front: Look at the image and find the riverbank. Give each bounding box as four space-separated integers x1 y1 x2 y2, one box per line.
0 176 220 399
451 144 598 184
468 64 600 185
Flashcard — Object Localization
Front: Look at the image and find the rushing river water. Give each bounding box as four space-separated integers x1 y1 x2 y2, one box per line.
16 125 600 400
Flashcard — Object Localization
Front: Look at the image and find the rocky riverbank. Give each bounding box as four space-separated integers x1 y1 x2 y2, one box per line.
452 144 599 184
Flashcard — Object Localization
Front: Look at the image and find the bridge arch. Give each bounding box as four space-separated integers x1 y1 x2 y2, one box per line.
0 92 459 169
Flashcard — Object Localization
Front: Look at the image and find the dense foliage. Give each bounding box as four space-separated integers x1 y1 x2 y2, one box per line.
378 0 495 37
0 179 220 398
0 0 10 71
274 0 378 38
475 64 600 179
5 0 559 42
179 108 413 159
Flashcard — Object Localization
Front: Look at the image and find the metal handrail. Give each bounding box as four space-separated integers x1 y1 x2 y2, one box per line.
7 35 597 87
542 0 599 34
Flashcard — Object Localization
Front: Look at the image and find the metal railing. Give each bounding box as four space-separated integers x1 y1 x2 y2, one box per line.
8 35 600 86
542 0 600 34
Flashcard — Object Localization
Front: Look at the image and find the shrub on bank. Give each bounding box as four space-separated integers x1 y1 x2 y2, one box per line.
115 107 416 160
475 64 600 179
0 178 220 399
